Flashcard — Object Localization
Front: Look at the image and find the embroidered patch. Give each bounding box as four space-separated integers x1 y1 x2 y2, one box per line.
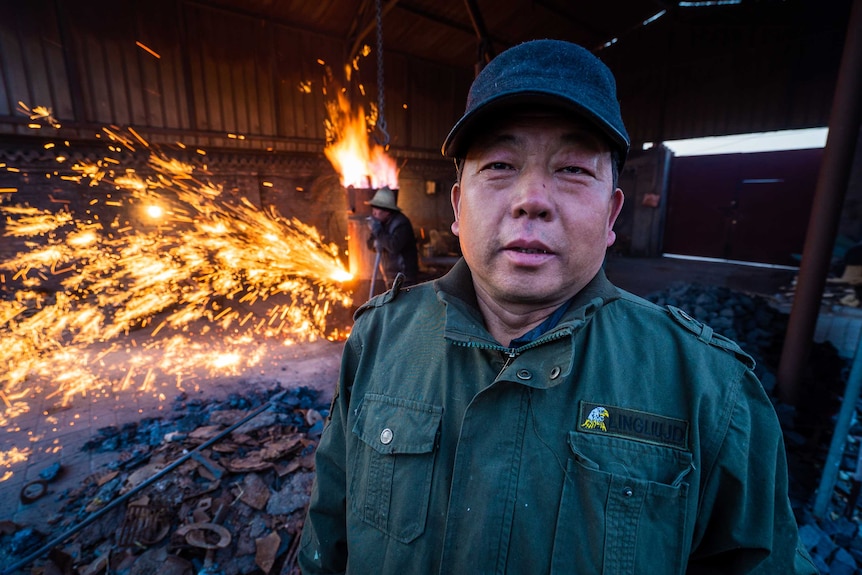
581 406 610 431
578 401 689 450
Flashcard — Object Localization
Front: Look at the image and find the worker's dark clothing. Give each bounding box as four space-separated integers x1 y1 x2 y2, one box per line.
299 259 816 575
367 211 418 286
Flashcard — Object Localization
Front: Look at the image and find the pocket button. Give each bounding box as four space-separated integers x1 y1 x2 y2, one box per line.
380 428 394 445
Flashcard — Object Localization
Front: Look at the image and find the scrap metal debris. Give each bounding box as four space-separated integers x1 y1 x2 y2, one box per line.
1 385 326 575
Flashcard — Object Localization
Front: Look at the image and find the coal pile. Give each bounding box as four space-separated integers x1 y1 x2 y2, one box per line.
1 386 327 575
647 282 862 574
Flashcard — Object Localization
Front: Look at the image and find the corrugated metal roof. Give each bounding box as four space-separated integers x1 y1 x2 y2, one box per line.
199 0 669 66
0 0 853 147
195 0 854 142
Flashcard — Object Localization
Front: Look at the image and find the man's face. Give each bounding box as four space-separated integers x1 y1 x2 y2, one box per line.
371 207 391 223
450 110 624 309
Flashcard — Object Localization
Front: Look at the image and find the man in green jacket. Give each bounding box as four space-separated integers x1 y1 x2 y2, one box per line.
299 39 817 574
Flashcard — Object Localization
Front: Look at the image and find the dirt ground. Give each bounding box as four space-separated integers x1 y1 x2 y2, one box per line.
1 334 345 535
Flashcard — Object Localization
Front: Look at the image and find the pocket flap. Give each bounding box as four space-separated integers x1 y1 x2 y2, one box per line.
353 394 443 455
567 431 693 486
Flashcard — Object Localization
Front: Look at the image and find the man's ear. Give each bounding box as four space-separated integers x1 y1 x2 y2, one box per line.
606 188 624 247
450 181 461 237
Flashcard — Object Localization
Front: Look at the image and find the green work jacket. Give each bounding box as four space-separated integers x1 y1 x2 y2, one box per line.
299 259 816 575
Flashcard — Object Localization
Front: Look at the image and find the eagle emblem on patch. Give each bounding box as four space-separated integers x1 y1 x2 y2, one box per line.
581 406 610 432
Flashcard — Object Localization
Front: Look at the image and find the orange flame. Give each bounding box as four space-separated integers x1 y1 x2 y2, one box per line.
324 91 397 189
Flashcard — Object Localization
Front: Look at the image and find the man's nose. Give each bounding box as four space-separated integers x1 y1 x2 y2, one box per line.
510 171 553 220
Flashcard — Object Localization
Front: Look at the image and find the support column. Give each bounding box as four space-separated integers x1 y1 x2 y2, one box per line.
776 0 862 405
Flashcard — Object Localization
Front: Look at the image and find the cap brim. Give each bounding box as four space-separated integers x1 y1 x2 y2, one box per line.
442 92 629 163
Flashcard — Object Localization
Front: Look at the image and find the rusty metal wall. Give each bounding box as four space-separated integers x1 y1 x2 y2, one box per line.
0 1 73 124
0 0 472 157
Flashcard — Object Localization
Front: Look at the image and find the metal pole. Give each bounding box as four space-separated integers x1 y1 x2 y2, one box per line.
813 327 862 517
776 0 862 405
369 249 381 299
1 391 286 575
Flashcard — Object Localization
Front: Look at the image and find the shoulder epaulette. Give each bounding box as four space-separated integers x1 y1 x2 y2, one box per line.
666 305 755 369
354 273 406 320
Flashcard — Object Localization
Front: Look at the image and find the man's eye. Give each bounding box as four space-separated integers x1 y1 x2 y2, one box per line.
560 166 587 174
482 162 513 171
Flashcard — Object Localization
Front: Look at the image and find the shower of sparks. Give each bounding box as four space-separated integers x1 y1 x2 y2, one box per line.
0 446 30 468
1 120 354 409
17 101 61 129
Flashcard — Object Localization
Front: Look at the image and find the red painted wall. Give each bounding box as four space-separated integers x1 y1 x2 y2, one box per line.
663 149 823 266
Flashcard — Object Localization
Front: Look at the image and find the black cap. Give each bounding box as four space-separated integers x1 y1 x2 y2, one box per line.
442 39 629 165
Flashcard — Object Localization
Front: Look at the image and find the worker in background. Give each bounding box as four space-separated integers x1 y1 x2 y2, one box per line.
366 186 418 287
300 39 816 574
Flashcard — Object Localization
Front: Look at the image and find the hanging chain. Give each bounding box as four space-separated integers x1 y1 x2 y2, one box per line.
374 0 390 147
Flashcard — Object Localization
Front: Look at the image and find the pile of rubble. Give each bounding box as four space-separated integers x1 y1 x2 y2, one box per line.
1 386 327 575
647 282 862 574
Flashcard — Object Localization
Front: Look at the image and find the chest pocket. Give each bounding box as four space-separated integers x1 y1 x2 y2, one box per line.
350 393 443 543
551 432 694 575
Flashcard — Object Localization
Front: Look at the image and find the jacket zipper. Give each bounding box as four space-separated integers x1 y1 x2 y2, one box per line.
497 348 518 379
451 326 575 380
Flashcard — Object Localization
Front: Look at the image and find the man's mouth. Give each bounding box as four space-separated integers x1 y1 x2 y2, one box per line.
510 247 551 254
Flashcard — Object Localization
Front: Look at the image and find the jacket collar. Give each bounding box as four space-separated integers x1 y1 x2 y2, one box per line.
434 258 621 348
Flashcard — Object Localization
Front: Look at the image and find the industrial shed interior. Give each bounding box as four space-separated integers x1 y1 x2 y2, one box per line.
1 0 862 574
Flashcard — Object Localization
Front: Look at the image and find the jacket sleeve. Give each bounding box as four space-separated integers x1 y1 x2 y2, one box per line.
297 339 360 574
687 370 817 574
